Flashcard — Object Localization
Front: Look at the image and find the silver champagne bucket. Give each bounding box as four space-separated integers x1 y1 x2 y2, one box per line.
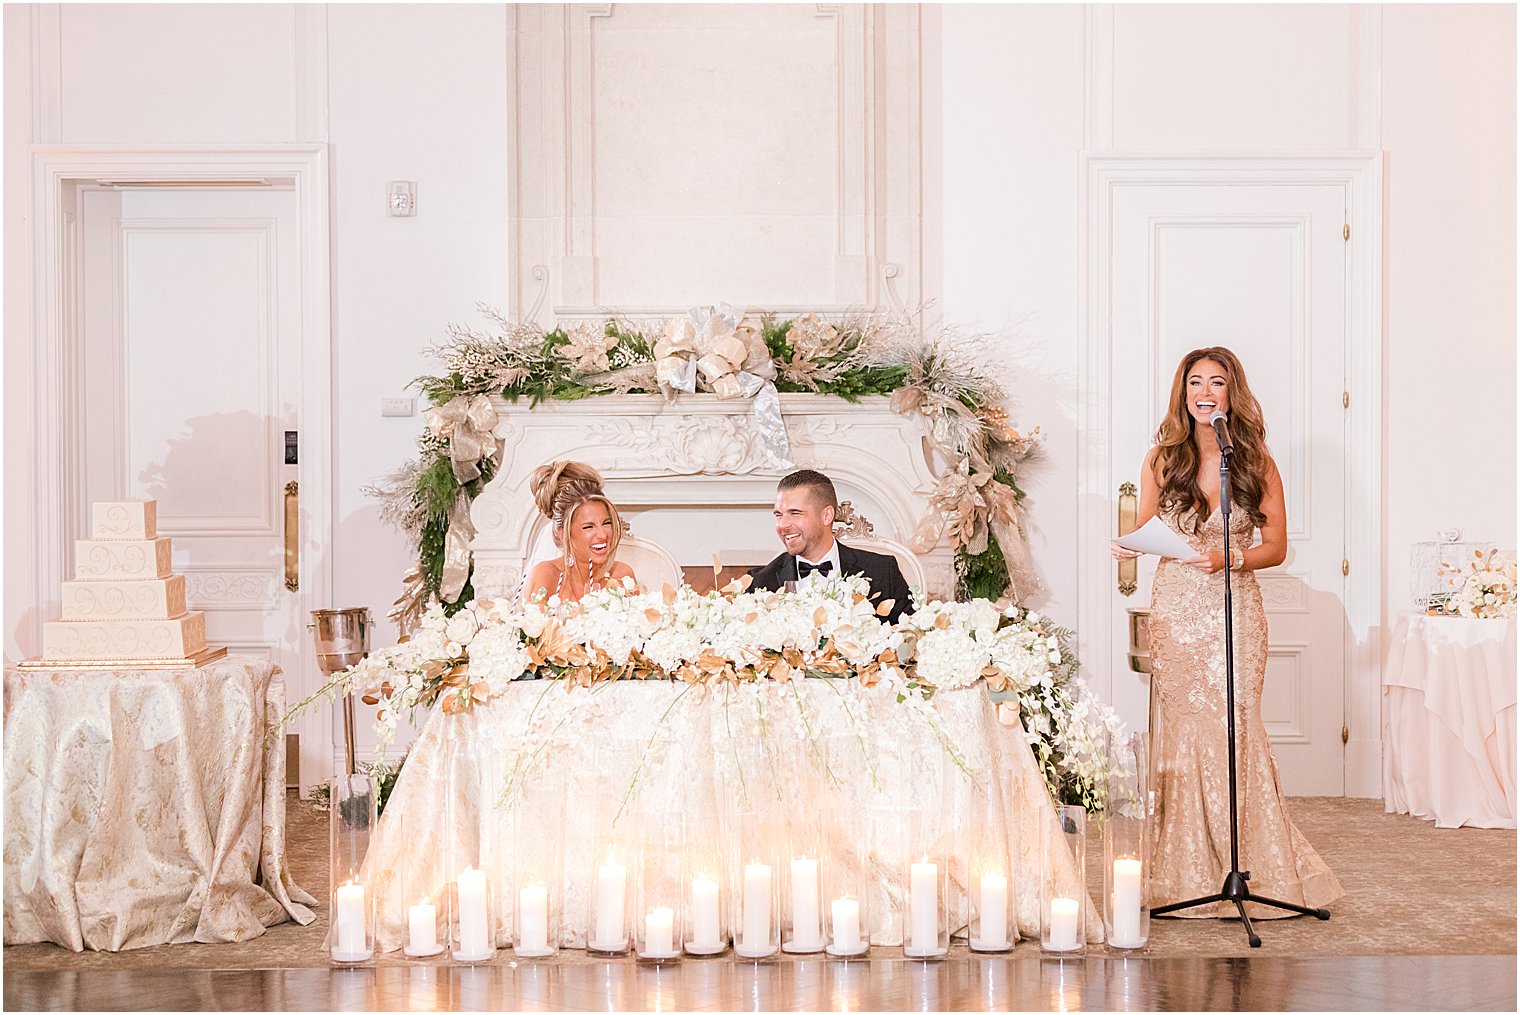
310 607 373 775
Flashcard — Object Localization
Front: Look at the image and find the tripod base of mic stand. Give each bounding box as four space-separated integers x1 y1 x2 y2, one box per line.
1152 871 1330 948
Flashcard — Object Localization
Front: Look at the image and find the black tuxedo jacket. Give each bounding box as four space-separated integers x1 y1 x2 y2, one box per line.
748 540 912 624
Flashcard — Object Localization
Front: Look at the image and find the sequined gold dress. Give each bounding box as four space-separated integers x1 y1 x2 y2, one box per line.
1147 507 1345 917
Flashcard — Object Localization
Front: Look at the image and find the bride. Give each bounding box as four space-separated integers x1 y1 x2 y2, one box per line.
522 460 638 603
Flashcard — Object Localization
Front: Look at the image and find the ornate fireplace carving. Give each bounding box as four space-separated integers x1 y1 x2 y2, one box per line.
469 394 955 599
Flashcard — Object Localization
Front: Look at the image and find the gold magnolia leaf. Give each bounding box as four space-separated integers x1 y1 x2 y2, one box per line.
662 583 678 605
875 598 895 617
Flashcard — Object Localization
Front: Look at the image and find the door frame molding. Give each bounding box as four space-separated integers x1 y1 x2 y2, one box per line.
28 144 335 788
1077 151 1384 797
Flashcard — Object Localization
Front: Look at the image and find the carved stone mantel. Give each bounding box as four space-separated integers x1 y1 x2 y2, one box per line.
469 394 956 598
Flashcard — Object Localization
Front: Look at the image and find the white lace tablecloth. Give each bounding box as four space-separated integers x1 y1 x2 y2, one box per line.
3 656 316 951
364 678 1100 952
1383 612 1517 829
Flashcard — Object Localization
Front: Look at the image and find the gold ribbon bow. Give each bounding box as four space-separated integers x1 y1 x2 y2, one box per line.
423 394 501 485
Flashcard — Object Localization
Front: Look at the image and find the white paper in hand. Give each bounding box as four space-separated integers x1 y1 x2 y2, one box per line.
1112 516 1197 559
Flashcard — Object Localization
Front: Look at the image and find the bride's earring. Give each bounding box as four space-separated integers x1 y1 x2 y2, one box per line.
567 549 576 568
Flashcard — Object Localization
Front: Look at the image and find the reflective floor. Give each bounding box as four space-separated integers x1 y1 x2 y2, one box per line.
4 954 1514 1012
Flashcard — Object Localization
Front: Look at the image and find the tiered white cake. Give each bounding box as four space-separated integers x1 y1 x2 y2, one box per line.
41 499 210 661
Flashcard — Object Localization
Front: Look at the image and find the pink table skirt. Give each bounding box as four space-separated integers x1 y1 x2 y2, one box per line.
1383 612 1516 829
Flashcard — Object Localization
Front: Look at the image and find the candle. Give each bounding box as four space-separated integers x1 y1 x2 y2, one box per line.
908 860 939 954
690 878 721 949
455 867 491 958
740 862 773 954
830 896 862 953
1110 857 1144 948
977 873 1009 948
518 884 550 954
593 862 627 949
644 906 675 956
789 857 822 950
334 881 367 957
1047 896 1080 951
407 896 438 954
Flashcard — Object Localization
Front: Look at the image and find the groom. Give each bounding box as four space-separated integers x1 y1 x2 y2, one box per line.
749 469 912 623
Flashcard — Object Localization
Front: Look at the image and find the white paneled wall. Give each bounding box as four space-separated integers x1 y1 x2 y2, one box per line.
4 4 1514 790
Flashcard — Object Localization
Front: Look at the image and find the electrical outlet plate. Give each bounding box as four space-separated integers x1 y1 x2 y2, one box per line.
381 397 416 417
387 181 416 217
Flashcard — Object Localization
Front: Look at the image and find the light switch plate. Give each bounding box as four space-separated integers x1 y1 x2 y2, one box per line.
381 397 416 417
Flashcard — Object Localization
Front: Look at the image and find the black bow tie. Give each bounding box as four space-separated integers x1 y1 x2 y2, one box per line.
797 559 834 578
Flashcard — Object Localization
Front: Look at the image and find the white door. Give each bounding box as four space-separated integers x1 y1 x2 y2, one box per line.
79 184 319 784
1103 181 1349 795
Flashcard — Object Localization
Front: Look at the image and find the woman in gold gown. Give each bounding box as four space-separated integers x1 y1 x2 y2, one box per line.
1112 347 1344 919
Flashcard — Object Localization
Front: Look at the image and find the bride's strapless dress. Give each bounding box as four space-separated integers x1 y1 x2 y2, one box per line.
1147 508 1345 917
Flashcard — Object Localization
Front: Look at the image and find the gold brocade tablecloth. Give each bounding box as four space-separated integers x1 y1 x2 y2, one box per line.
3 656 316 951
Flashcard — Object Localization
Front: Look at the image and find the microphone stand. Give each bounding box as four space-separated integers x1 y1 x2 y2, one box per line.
1149 439 1331 947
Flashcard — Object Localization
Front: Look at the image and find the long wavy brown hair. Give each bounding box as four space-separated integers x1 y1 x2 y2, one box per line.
1153 347 1271 533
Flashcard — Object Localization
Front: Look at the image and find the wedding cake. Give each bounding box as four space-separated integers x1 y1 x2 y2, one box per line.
31 499 222 666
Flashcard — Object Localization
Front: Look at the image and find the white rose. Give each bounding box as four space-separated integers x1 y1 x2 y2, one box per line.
520 606 548 639
445 610 480 646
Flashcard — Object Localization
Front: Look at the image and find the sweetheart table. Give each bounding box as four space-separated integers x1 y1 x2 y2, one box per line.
362 677 1102 953
3 656 316 951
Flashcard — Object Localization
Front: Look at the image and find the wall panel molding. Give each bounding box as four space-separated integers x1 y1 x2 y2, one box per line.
509 3 921 321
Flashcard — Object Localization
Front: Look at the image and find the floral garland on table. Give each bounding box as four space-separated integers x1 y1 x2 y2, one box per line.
1438 549 1517 619
369 305 1044 632
283 577 1123 810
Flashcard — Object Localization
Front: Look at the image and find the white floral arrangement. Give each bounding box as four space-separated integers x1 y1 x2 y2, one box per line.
285 578 1123 806
1442 549 1518 620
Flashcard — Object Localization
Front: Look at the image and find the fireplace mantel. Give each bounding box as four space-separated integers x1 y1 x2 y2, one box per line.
470 394 955 598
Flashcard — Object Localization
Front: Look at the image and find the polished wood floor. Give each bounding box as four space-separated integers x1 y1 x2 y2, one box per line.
4 954 1514 1012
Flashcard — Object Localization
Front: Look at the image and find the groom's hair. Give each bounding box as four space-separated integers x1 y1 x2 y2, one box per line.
778 469 837 511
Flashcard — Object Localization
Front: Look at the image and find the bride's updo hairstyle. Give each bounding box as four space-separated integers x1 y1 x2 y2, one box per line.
528 460 624 569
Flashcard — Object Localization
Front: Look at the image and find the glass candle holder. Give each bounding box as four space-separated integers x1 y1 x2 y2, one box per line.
397 809 446 958
783 813 825 954
1040 803 1087 956
635 814 685 962
732 810 780 959
685 822 728 956
966 781 1016 953
512 772 565 958
902 809 949 960
328 771 376 963
445 726 498 962
822 803 869 957
587 738 637 955
1104 732 1150 952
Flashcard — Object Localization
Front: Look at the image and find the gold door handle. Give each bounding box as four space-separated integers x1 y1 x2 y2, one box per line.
284 481 299 592
1117 481 1138 596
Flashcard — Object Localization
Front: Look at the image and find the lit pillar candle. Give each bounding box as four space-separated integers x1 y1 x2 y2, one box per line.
518 884 550 953
690 878 721 949
407 897 438 954
335 881 367 957
593 862 627 949
908 860 938 954
790 857 821 949
978 873 1009 948
1110 858 1144 948
644 906 675 956
456 867 491 957
1048 896 1080 951
741 862 772 953
830 896 862 953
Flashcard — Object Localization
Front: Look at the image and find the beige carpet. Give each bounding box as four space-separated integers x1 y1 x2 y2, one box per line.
4 797 1513 971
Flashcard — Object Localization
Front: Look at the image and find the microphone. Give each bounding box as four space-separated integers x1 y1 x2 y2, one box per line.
1208 410 1234 456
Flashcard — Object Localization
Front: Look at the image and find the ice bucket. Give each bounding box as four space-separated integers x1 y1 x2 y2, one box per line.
310 607 373 774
